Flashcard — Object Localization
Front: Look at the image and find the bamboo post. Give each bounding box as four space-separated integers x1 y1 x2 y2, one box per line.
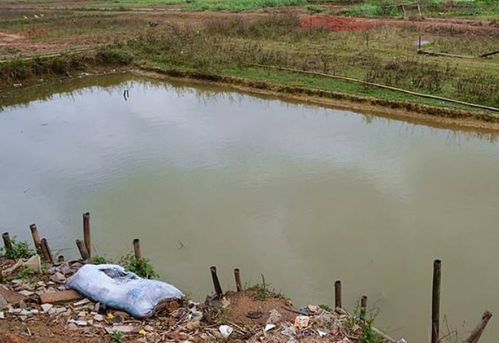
41 238 54 264
83 212 91 258
419 35 422 50
76 239 89 260
2 232 12 256
360 295 367 321
335 280 342 309
234 268 242 292
432 259 442 343
133 239 142 260
210 266 223 298
29 224 42 254
465 311 492 343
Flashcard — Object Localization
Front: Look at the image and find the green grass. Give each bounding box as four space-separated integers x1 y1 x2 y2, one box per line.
183 0 307 11
339 0 499 19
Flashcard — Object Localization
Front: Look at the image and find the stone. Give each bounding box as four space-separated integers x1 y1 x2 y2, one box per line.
18 290 34 297
73 299 90 306
77 311 87 318
69 319 88 326
93 314 104 322
50 272 66 283
19 315 27 321
0 285 26 305
31 309 39 315
144 325 155 332
105 326 140 334
67 323 78 330
41 304 53 313
0 312 4 319
94 302 100 313
48 307 67 316
0 295 7 310
18 300 27 310
19 309 32 316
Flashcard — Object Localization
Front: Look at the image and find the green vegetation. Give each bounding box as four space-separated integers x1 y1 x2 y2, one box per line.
118 254 159 279
183 0 307 11
339 0 499 19
0 237 34 259
121 14 498 109
110 331 125 343
91 256 111 264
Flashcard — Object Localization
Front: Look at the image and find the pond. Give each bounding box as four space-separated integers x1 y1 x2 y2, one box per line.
1 74 499 342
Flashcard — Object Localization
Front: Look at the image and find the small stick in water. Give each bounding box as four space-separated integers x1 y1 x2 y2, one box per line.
83 212 91 259
2 232 12 256
234 268 242 292
41 238 54 264
210 266 223 298
76 239 89 261
335 280 342 309
29 224 42 254
465 311 492 343
432 259 442 343
133 239 142 260
360 295 367 321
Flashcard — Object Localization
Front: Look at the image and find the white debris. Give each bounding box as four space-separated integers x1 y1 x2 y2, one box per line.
219 325 233 338
41 304 53 313
264 324 276 332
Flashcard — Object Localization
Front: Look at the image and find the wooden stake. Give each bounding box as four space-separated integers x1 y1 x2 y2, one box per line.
29 224 42 254
234 268 242 292
133 239 142 260
83 212 91 258
335 280 342 309
419 35 422 50
41 238 54 265
210 266 223 298
360 295 367 321
465 311 493 343
76 239 89 261
2 232 12 256
432 259 442 343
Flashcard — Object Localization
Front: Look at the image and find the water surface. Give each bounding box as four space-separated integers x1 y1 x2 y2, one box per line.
1 74 499 342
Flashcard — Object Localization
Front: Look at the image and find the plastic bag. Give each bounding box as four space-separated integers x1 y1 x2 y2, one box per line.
66 264 183 318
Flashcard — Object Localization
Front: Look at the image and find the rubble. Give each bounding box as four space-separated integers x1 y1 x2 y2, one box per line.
0 255 404 343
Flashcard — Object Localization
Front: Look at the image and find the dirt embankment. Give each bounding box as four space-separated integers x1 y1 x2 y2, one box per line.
0 256 388 343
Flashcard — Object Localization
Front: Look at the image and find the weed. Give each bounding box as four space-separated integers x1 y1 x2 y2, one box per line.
319 304 332 312
110 331 125 343
0 237 34 259
91 256 111 265
306 4 324 13
118 254 159 279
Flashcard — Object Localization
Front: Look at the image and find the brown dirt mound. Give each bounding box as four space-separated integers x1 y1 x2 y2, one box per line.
223 288 297 326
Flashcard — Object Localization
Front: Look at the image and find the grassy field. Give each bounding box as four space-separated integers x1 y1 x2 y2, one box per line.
0 1 498 120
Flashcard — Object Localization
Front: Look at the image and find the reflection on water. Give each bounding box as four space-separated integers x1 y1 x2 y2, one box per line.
1 74 499 342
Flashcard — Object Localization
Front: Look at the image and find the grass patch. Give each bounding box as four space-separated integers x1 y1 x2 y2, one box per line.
0 237 34 260
183 0 308 11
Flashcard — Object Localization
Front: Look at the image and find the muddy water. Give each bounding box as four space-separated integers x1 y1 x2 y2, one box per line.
2 74 499 342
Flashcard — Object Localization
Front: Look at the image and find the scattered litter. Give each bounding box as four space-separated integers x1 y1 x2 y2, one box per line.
294 315 310 328
264 323 276 332
219 324 233 338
